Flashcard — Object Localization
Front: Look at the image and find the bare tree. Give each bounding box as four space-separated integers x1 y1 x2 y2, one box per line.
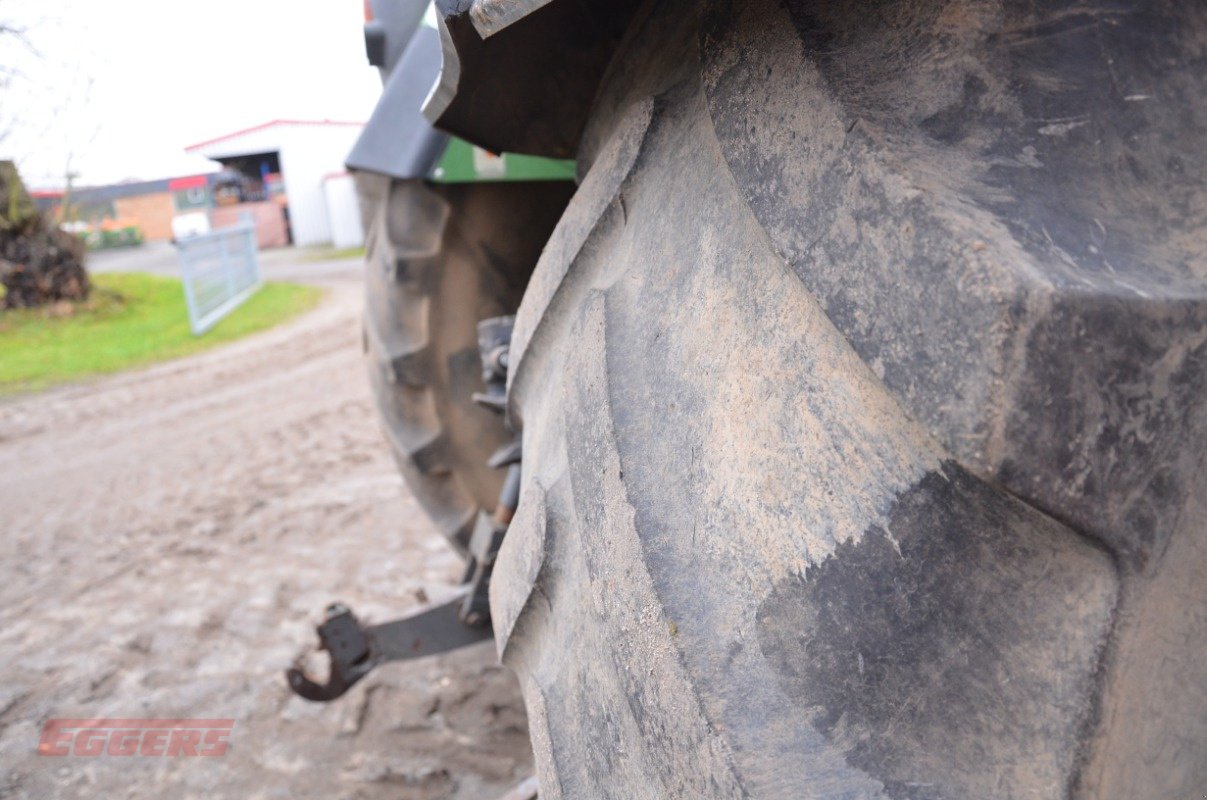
0 5 91 309
0 2 41 147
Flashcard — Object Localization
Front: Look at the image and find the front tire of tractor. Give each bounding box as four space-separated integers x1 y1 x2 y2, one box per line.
357 173 573 555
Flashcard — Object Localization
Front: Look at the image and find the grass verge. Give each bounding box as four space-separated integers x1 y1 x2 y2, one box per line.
0 272 324 396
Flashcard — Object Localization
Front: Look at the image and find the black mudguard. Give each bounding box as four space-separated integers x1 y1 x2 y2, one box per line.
346 25 448 180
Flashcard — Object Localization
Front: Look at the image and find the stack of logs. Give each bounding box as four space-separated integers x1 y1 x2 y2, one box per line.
0 160 90 309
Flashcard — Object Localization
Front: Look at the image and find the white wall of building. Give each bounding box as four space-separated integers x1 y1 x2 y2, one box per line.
323 173 365 249
187 121 364 247
276 125 363 246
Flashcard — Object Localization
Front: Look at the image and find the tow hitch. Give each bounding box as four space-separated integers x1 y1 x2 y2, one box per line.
286 589 493 701
286 506 513 702
288 316 520 703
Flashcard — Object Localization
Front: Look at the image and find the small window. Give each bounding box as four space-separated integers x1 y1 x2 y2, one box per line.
174 187 210 212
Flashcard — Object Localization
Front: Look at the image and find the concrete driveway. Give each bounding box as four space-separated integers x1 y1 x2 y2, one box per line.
87 241 364 284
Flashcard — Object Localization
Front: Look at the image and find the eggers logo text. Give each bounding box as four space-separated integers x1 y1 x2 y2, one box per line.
37 719 234 757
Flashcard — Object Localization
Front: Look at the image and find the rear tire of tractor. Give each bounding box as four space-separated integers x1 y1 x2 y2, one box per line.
488 0 1207 798
358 173 573 555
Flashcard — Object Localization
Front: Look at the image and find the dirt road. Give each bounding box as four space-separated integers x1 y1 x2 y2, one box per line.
0 259 532 799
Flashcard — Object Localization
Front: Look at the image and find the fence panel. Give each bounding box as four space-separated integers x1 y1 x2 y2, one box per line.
177 218 261 335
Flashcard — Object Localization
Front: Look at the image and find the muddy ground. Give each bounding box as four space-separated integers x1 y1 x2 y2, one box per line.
0 254 533 799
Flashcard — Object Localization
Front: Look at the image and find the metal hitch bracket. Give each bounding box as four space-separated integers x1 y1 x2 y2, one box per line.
286 588 493 702
289 314 521 704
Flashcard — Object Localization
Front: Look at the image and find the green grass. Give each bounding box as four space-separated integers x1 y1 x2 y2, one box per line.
0 272 324 396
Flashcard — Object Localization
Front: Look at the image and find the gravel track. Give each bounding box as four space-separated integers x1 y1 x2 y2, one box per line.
0 261 531 800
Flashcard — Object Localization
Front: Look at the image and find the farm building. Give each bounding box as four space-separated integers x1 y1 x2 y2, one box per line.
185 120 365 247
31 176 191 242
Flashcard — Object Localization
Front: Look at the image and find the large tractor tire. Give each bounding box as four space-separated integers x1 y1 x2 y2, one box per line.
358 173 573 554
488 0 1207 797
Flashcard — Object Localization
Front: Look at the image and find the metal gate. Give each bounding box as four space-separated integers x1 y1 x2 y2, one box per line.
177 219 262 335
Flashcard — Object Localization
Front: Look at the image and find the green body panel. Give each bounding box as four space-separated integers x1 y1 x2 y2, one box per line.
431 138 575 183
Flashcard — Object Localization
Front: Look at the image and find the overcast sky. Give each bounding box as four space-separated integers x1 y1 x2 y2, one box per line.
0 0 385 188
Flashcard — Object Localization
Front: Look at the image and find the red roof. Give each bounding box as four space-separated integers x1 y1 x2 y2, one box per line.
185 119 364 153
168 175 209 191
